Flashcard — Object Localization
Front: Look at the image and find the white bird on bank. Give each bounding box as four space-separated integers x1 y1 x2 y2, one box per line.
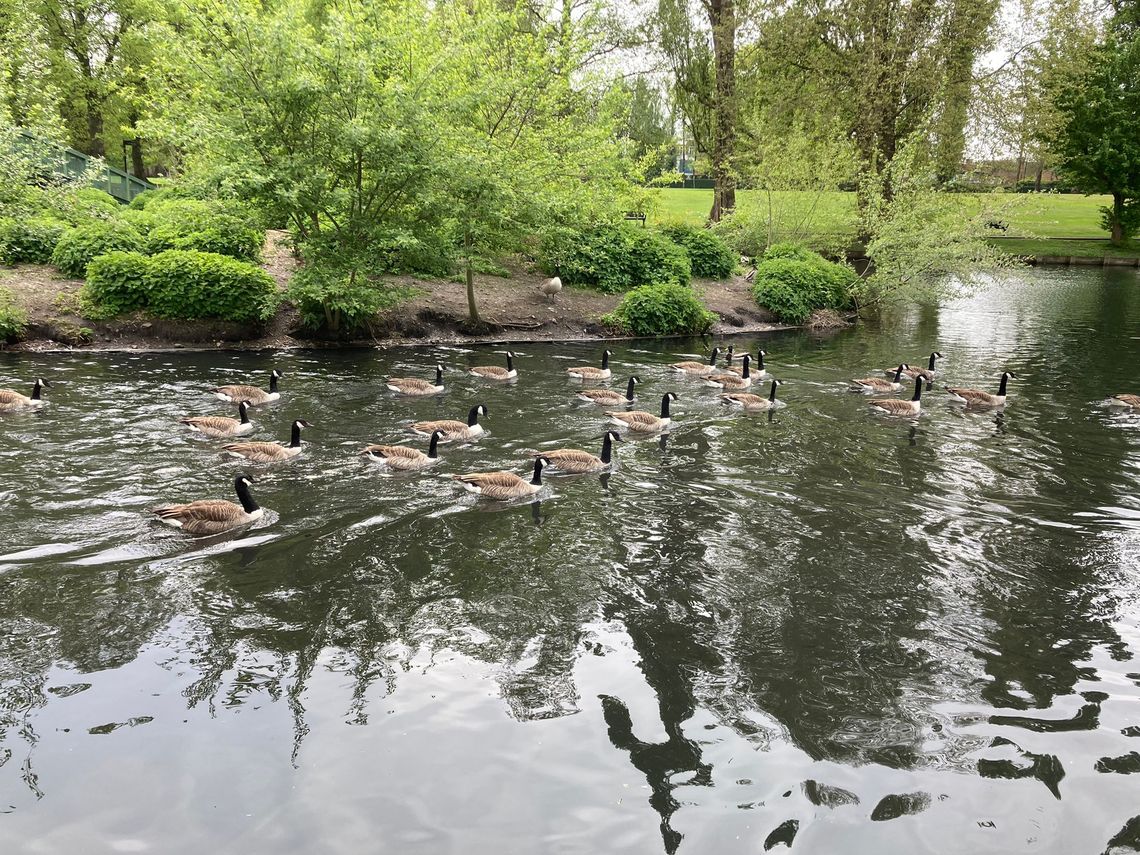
541 276 562 301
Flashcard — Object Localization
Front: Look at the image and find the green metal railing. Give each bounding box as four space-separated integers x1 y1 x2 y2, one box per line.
16 130 155 203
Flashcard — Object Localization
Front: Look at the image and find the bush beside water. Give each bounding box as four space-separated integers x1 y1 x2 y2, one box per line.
541 224 691 293
750 245 857 324
0 217 66 264
0 286 27 342
659 223 736 278
604 282 717 336
51 221 145 278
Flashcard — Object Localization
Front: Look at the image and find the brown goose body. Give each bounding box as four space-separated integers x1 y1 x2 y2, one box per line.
152 474 263 536
181 401 254 438
0 379 49 412
608 392 677 433
453 457 548 500
706 355 752 389
214 370 281 405
869 376 924 416
362 430 442 470
1109 394 1140 409
671 347 721 376
387 364 445 396
722 379 782 411
724 350 768 379
567 350 612 380
528 431 623 474
883 352 942 383
577 376 639 406
412 404 486 441
946 372 1016 409
852 365 909 393
222 420 309 463
470 352 517 380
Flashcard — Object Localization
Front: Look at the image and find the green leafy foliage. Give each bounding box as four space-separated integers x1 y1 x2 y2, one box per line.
51 221 145 278
0 217 67 264
659 223 735 278
750 251 857 324
144 251 276 323
145 220 264 261
0 285 27 342
82 251 151 316
541 224 691 293
603 282 717 336
287 264 413 338
762 242 818 262
74 188 122 218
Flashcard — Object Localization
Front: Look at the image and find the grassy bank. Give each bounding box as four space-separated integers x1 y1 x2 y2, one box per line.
651 189 1129 255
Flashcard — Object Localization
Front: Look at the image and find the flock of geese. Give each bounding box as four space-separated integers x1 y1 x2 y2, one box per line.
3 345 1139 536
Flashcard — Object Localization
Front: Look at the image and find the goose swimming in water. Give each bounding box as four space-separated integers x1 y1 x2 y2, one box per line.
946 372 1017 408
722 379 783 411
180 400 254 438
869 376 924 416
361 430 444 470
469 352 517 381
453 457 550 500
705 355 753 389
0 378 50 412
528 430 624 474
214 370 281 405
222 419 311 463
386 364 445 396
884 352 942 383
577 376 639 406
567 350 612 381
671 347 721 376
608 392 677 432
411 404 487 441
852 364 909 393
151 474 264 535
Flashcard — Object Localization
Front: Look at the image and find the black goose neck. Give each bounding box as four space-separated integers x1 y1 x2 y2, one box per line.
997 374 1010 396
31 383 42 400
893 365 904 382
756 352 765 370
269 373 279 393
505 353 514 371
235 479 259 513
434 367 444 386
625 378 636 400
467 406 481 426
708 348 719 365
600 351 610 369
290 422 303 447
912 377 924 401
428 432 440 458
239 405 250 424
660 394 672 417
741 357 750 379
768 381 779 402
600 434 613 464
530 459 544 485
928 353 937 370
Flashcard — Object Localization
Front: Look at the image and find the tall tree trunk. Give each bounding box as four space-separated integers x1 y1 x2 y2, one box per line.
127 110 145 175
708 0 736 222
465 231 480 326
1111 192 1125 244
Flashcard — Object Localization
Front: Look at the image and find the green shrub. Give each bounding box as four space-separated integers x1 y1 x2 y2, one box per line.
762 242 818 262
540 223 690 293
83 251 151 316
0 286 27 342
145 250 276 323
51 221 145 278
603 282 717 336
750 252 857 324
659 224 736 278
0 217 66 264
287 264 413 337
145 218 264 261
74 188 122 218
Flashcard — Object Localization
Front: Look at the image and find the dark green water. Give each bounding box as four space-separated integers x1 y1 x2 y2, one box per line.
2 266 1140 854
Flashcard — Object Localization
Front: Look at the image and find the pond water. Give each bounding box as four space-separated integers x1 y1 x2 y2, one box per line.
2 266 1140 854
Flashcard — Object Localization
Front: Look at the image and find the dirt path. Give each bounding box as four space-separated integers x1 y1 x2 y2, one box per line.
1 233 797 352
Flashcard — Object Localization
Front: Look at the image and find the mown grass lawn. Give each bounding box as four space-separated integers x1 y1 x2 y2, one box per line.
652 188 1117 240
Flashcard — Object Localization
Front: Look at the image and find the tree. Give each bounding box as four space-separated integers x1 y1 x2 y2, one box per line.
617 77 675 179
1049 10 1140 243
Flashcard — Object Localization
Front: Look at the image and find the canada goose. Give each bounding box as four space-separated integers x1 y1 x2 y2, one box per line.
222 419 311 463
705 354 753 389
725 350 769 379
671 347 721 376
541 276 562 301
411 403 487 441
0 378 50 412
387 364 445 396
1109 394 1140 409
869 375 924 416
608 392 677 432
529 430 624 474
151 473 263 535
567 350 612 380
362 430 443 470
214 370 281 405
884 351 943 382
946 371 1017 408
453 456 549 500
180 400 254 437
722 379 783 411
852 364 909 393
577 376 639 405
469 352 517 380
